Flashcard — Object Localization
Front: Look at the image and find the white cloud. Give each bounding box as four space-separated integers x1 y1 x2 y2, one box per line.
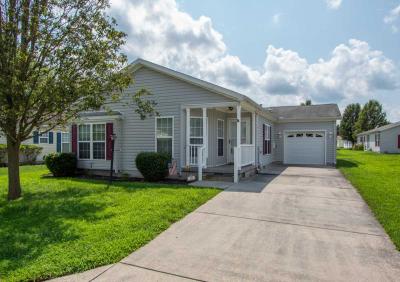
108 0 400 120
272 13 282 25
326 0 342 10
384 4 400 33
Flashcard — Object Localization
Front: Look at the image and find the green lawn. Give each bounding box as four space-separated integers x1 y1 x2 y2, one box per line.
337 149 400 250
0 166 220 282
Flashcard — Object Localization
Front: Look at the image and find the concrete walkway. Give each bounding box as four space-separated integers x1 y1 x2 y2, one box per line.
52 166 400 281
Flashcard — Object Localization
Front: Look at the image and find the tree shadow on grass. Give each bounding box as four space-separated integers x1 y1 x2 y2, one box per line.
0 186 111 278
336 159 360 168
64 177 195 192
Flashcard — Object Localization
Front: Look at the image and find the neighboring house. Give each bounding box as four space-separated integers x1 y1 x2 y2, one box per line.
70 58 341 182
0 128 71 162
337 136 353 149
357 122 400 153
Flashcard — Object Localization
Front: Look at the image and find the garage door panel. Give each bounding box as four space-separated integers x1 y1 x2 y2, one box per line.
284 132 325 165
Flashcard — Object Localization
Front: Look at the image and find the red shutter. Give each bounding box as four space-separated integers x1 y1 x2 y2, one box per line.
262 124 266 155
106 123 113 160
71 124 77 155
398 135 400 149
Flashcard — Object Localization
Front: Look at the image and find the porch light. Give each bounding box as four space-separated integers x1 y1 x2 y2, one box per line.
228 106 234 111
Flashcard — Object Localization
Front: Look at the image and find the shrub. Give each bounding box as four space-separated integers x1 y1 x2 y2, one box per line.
44 153 77 177
0 144 6 163
135 152 170 181
20 145 43 164
353 144 364 151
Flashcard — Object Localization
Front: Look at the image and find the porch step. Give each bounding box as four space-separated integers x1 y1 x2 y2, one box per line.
182 164 257 181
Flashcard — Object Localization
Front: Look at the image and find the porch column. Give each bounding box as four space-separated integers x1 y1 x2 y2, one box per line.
202 107 207 168
236 104 241 170
186 108 190 166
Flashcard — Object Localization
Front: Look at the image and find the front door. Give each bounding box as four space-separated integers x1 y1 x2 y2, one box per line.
227 118 251 163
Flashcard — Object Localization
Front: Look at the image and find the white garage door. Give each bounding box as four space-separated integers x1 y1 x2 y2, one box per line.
284 132 325 165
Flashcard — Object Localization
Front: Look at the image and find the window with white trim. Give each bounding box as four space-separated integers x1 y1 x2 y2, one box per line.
78 124 106 160
61 132 70 153
156 117 173 156
190 117 204 145
263 124 271 155
92 124 106 159
40 132 49 144
217 119 224 156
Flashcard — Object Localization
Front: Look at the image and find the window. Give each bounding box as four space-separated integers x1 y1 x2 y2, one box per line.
263 124 272 155
190 117 204 145
78 124 106 160
287 134 294 138
156 117 173 156
375 133 380 147
40 132 49 143
78 124 90 159
306 133 314 137
92 124 105 159
315 133 323 138
296 133 304 137
217 119 224 156
61 132 70 153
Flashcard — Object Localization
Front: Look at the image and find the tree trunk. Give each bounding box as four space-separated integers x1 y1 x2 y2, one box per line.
7 137 21 200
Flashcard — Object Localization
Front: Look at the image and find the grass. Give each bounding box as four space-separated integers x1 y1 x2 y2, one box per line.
0 166 220 282
337 149 400 250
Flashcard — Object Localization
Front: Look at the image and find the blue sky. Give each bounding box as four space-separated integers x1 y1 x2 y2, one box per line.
178 0 399 66
109 0 400 120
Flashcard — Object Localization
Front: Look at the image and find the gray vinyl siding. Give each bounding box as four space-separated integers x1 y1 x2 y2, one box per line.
380 126 400 153
275 121 337 165
256 114 275 167
80 67 233 176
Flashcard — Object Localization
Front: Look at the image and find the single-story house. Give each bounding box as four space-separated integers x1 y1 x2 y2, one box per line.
357 122 400 153
0 128 71 163
337 136 353 149
71 58 341 182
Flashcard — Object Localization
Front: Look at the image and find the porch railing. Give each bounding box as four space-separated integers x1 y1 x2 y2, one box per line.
188 145 206 167
240 144 255 166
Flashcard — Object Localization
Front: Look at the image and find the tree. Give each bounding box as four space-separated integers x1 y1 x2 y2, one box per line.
300 99 312 106
0 0 155 200
355 100 389 134
339 103 361 143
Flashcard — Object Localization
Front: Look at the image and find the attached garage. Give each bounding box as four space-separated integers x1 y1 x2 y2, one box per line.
265 104 341 166
284 131 326 165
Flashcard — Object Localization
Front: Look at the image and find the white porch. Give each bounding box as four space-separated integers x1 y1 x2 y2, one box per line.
183 102 256 182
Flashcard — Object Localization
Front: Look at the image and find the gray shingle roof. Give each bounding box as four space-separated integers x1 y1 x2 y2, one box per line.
264 104 341 121
357 121 400 136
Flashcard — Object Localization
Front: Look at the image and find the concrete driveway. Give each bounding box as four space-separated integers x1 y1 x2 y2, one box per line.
58 166 400 281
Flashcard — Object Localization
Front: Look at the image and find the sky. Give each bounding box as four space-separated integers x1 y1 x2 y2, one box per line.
108 0 400 121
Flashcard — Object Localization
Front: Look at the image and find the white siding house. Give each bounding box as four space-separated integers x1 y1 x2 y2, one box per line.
0 129 70 163
357 122 400 154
